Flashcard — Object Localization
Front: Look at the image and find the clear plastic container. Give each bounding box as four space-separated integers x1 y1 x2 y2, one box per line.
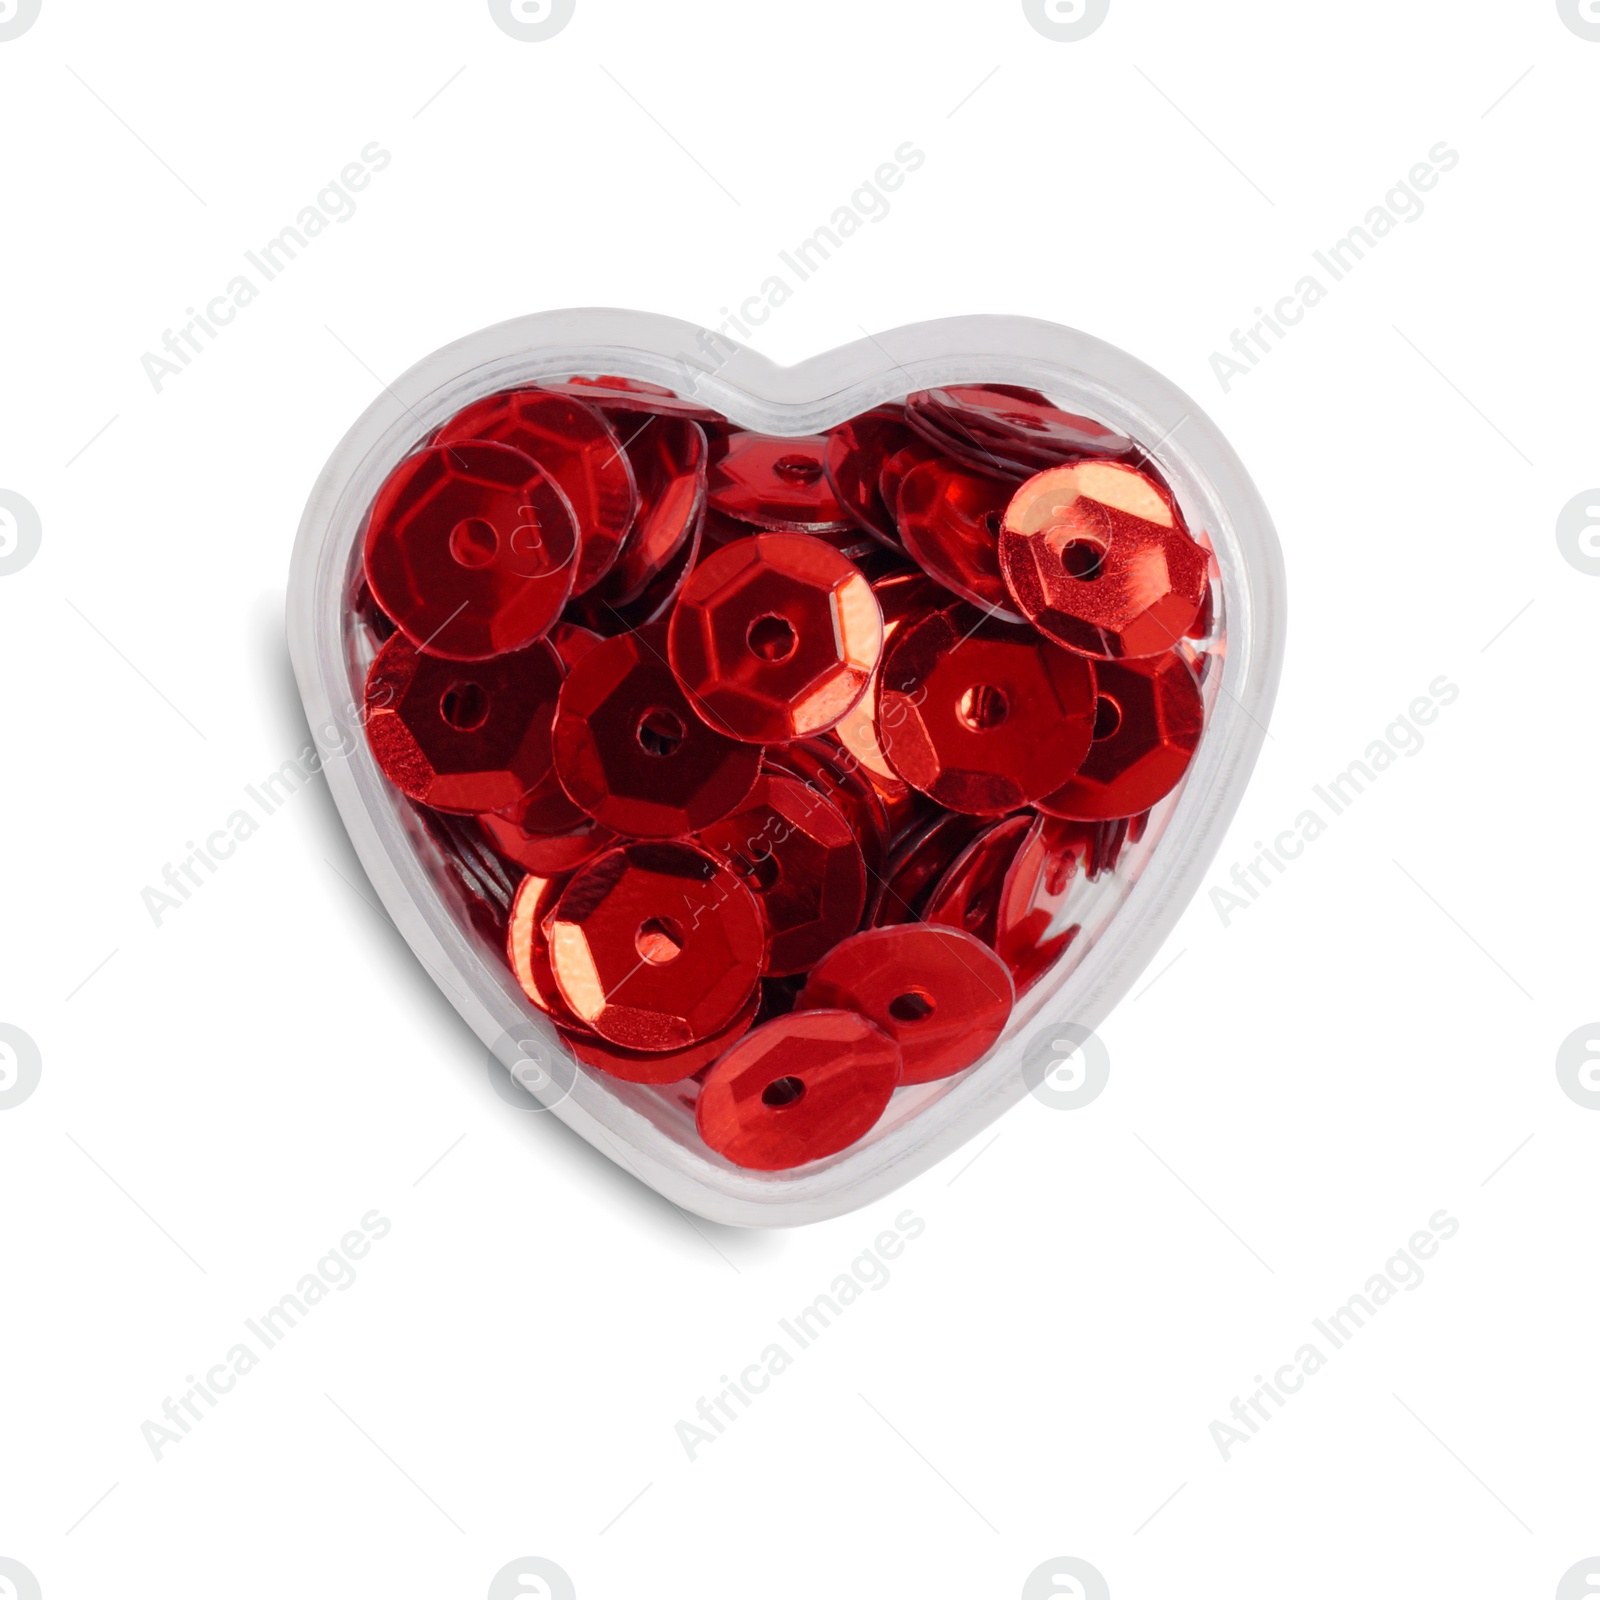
287 310 1285 1227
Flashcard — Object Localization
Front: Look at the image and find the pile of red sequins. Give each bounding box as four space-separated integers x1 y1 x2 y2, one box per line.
355 375 1217 1172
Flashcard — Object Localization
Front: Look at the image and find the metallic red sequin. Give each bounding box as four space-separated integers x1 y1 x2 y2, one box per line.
922 812 1034 946
800 925 1013 1085
667 533 883 743
1000 461 1209 658
541 373 724 421
545 840 765 1050
434 390 638 595
907 384 1135 476
823 407 918 549
364 632 563 813
878 604 1096 814
1038 651 1204 820
507 871 573 1019
993 813 1090 990
551 622 762 837
706 433 852 531
586 415 706 607
560 987 760 1084
695 1009 901 1169
363 441 578 659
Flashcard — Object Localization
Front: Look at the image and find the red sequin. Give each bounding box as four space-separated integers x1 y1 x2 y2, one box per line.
363 441 578 659
800 925 1013 1085
545 840 765 1050
668 533 883 743
551 622 762 838
1000 461 1209 659
434 390 638 595
695 1010 901 1169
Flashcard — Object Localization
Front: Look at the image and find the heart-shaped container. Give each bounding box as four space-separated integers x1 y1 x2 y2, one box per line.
287 310 1284 1227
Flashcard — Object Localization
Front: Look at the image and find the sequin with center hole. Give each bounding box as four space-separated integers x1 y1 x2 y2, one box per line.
706 432 853 531
363 440 579 659
667 533 883 743
999 461 1209 658
695 1009 901 1170
878 604 1096 814
551 621 762 837
695 772 866 977
1038 651 1204 820
434 389 638 595
545 840 765 1050
800 924 1013 1085
364 632 563 814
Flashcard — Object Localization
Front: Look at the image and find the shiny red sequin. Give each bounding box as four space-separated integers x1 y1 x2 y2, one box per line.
364 632 562 813
560 987 760 1085
1000 461 1209 658
435 390 637 595
878 605 1096 813
801 925 1013 1085
541 373 724 421
908 384 1135 476
695 1010 901 1169
668 533 883 743
551 621 762 837
823 407 917 549
363 441 578 659
507 871 573 1019
546 840 765 1050
706 433 852 531
922 812 1034 946
1039 651 1204 820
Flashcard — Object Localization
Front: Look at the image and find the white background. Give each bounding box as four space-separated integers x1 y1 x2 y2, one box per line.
2 2 1597 1597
